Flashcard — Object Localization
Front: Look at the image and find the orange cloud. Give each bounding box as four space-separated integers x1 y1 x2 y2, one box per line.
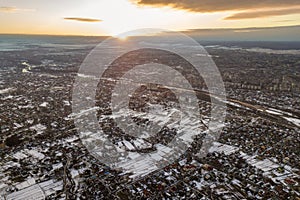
0 6 34 13
64 17 102 22
225 7 300 20
132 0 300 12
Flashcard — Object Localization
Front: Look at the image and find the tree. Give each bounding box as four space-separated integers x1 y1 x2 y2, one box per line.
5 135 21 147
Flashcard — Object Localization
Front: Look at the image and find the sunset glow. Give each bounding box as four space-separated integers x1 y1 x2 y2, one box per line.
0 0 299 36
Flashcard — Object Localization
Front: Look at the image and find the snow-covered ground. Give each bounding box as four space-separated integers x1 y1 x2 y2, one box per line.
0 88 16 94
283 117 300 127
5 180 63 200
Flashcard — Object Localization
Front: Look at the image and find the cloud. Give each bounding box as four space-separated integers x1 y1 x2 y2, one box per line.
274 19 295 22
225 7 300 20
64 17 102 22
0 6 34 13
132 0 300 12
0 6 18 12
182 25 300 41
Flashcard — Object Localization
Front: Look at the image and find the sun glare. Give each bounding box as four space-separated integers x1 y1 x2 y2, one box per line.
116 35 128 40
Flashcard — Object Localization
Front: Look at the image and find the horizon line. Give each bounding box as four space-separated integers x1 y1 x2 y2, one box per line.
0 24 299 37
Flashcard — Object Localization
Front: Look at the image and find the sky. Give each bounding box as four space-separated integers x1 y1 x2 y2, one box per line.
0 0 300 38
